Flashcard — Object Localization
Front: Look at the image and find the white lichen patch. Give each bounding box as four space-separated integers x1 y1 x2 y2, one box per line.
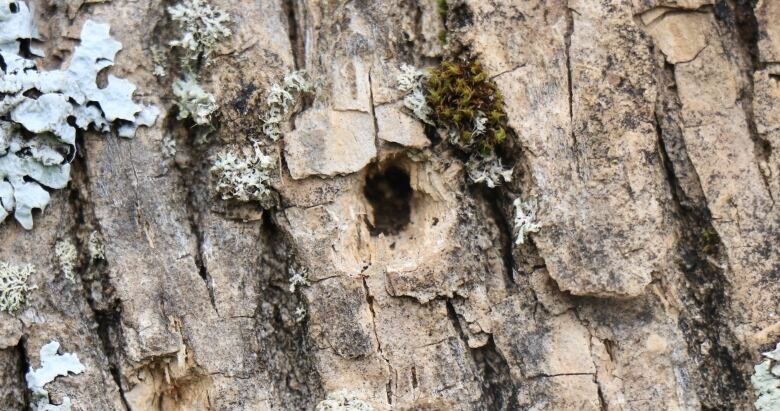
172 77 217 126
210 144 275 205
315 390 374 411
167 0 231 69
54 240 78 283
151 45 168 78
472 111 487 136
161 133 177 159
88 231 105 261
396 64 433 125
466 153 513 188
513 197 541 245
0 261 35 313
26 340 86 411
294 304 307 323
752 341 780 411
288 264 310 293
0 5 157 229
261 70 314 141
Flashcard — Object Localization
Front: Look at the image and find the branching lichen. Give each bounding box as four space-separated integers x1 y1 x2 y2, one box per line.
466 153 513 188
294 304 307 323
210 144 275 206
288 263 310 293
166 0 230 128
0 261 35 313
315 390 374 411
172 76 217 126
167 0 231 70
0 4 157 229
261 70 314 141
752 341 780 411
54 240 78 283
513 197 541 245
26 340 86 411
396 64 434 125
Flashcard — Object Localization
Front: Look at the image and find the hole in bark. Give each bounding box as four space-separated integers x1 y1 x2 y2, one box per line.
364 165 412 236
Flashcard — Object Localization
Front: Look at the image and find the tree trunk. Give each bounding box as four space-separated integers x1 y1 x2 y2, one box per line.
1 0 779 410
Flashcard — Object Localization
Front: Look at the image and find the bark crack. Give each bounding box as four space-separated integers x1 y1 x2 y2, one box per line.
361 277 393 405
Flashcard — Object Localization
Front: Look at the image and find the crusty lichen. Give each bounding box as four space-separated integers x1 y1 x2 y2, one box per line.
0 261 35 313
26 340 86 411
315 390 374 411
0 4 157 229
513 197 541 245
54 239 78 283
261 70 314 141
752 341 780 411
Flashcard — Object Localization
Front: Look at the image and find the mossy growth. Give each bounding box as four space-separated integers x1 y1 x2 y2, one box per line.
425 59 508 155
436 0 447 45
436 0 447 17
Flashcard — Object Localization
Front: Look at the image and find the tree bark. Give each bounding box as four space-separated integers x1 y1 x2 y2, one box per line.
1 0 779 410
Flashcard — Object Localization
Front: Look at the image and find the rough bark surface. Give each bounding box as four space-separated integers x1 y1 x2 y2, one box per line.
1 0 779 410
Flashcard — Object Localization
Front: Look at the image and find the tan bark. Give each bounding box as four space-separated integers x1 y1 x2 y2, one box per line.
1 0 779 409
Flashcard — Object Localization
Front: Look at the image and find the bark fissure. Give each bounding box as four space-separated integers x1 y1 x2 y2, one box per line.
655 104 750 408
69 144 131 410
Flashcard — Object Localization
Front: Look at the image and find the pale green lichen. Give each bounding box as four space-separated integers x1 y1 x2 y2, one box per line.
0 3 157 229
261 70 314 141
513 197 541 245
26 341 86 411
210 144 275 205
315 390 374 411
166 0 231 127
753 341 780 411
0 261 35 313
172 77 217 126
54 239 78 283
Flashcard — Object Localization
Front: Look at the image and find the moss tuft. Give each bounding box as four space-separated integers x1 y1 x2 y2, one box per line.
425 59 508 155
436 0 448 18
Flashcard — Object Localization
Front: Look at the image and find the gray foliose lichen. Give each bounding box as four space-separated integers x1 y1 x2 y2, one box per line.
0 2 157 229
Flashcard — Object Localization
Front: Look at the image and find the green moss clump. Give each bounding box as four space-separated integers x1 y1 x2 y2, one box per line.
436 0 448 18
425 59 508 155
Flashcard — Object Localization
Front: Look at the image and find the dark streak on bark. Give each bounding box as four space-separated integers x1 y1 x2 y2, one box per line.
564 5 581 178
17 341 31 410
655 88 751 409
68 137 131 410
284 0 305 69
473 185 519 294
